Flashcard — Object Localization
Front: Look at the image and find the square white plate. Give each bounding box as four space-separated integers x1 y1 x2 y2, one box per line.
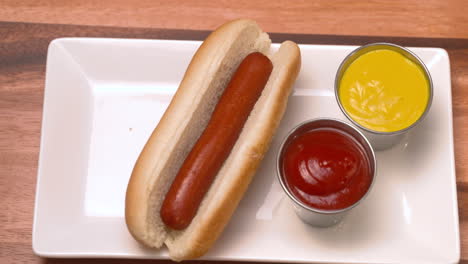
33 38 460 263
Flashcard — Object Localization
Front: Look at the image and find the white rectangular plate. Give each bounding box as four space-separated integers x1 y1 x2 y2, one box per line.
33 38 460 263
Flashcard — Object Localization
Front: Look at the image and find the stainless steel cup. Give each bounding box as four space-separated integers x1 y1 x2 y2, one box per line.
277 118 377 227
335 43 433 150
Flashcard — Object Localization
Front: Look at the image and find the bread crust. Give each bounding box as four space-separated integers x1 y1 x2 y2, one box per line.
125 19 301 261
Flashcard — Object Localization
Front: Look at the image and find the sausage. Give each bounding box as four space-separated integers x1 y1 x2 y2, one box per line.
160 52 273 230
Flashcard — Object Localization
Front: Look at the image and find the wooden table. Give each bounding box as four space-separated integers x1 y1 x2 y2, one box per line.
1 1 467 263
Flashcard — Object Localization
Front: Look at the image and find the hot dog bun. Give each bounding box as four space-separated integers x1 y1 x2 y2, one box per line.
125 19 301 261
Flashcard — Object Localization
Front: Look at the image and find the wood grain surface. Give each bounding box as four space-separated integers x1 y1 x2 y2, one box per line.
0 9 467 264
0 0 468 39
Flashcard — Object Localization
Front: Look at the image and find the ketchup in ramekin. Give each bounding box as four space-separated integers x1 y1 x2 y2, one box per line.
277 118 376 227
282 127 372 210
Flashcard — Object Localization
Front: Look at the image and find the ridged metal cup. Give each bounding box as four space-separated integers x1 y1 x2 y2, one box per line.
277 118 376 227
335 43 433 150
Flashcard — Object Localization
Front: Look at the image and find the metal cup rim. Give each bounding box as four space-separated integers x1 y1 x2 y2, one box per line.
276 118 377 215
334 42 434 135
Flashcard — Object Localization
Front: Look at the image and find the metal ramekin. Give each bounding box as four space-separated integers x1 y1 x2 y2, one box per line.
335 43 433 150
277 118 377 227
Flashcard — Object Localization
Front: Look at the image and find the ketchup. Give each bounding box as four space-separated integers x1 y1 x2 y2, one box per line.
282 127 372 210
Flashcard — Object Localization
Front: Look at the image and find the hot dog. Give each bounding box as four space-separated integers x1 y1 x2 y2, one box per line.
160 52 274 230
125 19 301 261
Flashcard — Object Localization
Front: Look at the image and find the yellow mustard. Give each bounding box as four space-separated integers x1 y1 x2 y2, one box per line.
339 49 430 132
